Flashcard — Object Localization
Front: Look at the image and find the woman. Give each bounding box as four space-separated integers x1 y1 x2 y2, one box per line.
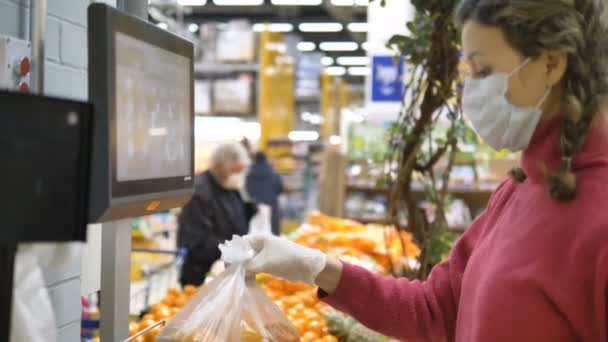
243 1 608 340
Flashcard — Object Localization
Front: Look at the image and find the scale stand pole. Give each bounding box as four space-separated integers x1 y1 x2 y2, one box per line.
99 219 132 341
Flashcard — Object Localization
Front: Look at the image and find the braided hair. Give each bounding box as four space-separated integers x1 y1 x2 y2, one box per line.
456 0 608 201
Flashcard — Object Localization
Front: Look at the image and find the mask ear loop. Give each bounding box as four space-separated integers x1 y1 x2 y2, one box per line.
508 57 532 78
502 58 532 96
536 85 551 109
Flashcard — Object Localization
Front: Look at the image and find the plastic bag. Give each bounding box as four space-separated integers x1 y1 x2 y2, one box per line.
157 236 300 342
11 243 81 342
249 204 272 235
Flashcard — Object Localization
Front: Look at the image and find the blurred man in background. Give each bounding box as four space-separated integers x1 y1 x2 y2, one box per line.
246 151 283 235
177 142 255 286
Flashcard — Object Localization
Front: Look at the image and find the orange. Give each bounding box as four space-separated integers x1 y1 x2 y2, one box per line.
153 305 171 321
273 299 285 310
306 319 323 335
301 331 319 341
322 335 338 342
293 303 305 312
174 295 187 308
170 306 181 317
183 285 197 296
138 318 156 330
286 307 299 318
128 321 139 337
167 287 181 296
144 325 162 342
291 318 307 334
141 314 154 322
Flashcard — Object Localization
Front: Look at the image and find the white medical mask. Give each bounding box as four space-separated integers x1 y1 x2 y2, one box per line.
463 58 550 151
224 172 246 190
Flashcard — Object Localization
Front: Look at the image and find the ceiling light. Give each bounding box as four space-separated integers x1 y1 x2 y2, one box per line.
325 66 346 76
319 41 358 52
213 0 263 5
361 42 369 51
156 22 168 30
329 135 342 145
188 23 199 33
252 23 294 32
298 22 343 33
272 0 322 5
337 56 369 66
347 22 368 32
331 0 369 5
321 56 334 66
348 66 370 76
177 0 207 5
288 130 320 141
297 42 316 52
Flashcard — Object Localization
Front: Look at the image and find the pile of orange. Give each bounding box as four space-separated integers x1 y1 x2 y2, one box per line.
129 285 199 342
262 278 338 342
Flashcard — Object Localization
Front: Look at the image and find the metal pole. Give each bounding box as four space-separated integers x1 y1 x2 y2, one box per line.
99 219 132 341
30 0 46 94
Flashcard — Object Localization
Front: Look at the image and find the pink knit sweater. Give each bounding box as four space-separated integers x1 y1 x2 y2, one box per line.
320 115 608 341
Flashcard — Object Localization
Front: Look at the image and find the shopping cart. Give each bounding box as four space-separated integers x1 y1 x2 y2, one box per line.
130 247 188 315
81 247 187 341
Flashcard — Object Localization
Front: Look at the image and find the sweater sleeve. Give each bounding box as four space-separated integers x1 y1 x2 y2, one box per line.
318 182 512 341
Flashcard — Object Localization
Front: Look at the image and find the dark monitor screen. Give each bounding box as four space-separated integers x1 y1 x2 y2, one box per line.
88 4 194 222
0 91 92 243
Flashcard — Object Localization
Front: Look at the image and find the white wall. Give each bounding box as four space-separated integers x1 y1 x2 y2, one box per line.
0 0 115 339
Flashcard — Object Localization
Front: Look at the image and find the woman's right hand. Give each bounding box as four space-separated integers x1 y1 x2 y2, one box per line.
244 234 328 287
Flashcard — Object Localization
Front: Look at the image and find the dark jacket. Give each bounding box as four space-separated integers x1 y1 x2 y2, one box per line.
177 170 256 286
245 158 283 235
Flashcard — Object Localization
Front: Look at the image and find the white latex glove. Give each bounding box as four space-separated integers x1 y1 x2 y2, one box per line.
244 234 327 286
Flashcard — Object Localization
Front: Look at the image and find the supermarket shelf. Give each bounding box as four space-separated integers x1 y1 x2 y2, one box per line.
345 183 497 211
194 62 259 76
344 215 468 232
150 226 177 237
295 94 321 103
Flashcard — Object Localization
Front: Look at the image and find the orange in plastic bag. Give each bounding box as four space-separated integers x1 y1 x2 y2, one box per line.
157 236 300 342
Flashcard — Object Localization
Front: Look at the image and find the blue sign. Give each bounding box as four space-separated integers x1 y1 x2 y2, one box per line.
371 55 404 102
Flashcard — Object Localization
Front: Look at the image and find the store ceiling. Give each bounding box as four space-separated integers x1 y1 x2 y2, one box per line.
154 1 368 58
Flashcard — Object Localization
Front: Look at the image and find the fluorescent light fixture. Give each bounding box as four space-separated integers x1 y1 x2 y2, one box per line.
252 23 294 32
188 23 199 33
156 22 168 30
272 0 322 5
288 130 320 141
361 42 369 51
337 56 369 66
348 66 370 76
331 0 369 5
298 22 343 32
319 41 359 52
213 0 263 5
177 0 207 5
297 42 316 52
325 66 346 76
321 56 334 66
347 22 368 32
329 135 342 145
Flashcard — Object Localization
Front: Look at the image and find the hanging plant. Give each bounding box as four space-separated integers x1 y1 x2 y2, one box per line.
382 0 465 280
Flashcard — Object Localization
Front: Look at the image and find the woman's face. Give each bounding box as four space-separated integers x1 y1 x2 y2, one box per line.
461 20 564 118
